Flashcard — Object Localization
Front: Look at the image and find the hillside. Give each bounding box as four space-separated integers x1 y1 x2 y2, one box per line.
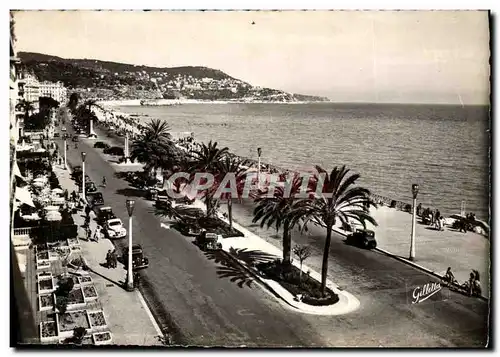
18 51 330 102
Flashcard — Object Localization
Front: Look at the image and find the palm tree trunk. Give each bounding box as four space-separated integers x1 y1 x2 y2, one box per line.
228 199 233 229
283 221 291 265
320 223 333 297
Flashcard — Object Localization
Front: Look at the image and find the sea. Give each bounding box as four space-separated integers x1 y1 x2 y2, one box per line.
116 103 491 220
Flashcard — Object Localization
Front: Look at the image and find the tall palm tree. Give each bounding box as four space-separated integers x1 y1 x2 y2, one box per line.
130 119 180 180
217 155 249 229
141 119 172 143
190 140 229 172
252 173 307 265
291 165 378 296
190 141 229 217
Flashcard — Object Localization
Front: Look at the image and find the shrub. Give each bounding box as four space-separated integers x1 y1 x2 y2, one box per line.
390 200 397 208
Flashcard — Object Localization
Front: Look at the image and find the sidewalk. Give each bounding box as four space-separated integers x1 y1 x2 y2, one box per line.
343 206 490 298
53 163 163 345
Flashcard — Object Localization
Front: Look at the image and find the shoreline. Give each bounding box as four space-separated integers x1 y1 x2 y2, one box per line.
90 104 488 226
97 99 332 107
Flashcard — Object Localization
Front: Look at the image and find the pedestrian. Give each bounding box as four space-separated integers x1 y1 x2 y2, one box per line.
440 216 446 231
111 250 118 268
106 250 112 268
93 225 101 242
86 226 92 241
417 203 422 217
85 205 91 219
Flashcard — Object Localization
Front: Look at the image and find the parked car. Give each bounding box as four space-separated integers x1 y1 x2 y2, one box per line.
96 206 116 225
53 132 60 138
88 192 104 207
103 218 127 239
72 135 79 142
85 181 97 194
94 141 111 149
103 146 124 156
71 166 82 180
122 244 149 270
345 229 377 249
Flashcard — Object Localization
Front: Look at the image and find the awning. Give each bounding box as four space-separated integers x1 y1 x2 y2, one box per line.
15 186 35 208
13 161 26 181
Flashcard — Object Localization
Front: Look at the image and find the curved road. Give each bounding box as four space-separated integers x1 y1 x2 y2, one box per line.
57 121 489 347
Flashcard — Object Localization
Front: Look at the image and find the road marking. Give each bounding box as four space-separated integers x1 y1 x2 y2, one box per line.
136 290 163 336
237 309 255 316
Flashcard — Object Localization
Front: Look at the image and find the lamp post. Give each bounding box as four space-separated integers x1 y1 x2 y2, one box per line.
257 147 262 189
81 152 87 202
124 131 130 164
125 199 136 291
63 138 67 170
409 183 419 261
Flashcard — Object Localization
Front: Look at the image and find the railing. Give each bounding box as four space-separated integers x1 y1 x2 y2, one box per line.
13 227 38 236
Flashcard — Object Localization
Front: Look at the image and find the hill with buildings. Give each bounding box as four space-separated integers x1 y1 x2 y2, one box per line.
18 51 330 103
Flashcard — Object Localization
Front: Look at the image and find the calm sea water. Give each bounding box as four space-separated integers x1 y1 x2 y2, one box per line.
117 103 491 219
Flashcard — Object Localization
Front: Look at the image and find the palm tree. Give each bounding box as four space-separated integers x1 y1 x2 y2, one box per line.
291 165 378 296
189 141 229 217
140 119 172 143
252 173 307 265
190 140 229 172
217 155 249 229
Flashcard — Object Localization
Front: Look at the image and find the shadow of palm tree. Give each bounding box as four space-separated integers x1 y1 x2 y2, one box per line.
115 188 146 198
202 250 254 288
227 247 276 266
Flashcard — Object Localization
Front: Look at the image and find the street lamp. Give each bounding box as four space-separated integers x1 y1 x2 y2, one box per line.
257 147 262 189
409 183 419 261
125 199 136 291
63 138 67 170
81 152 87 202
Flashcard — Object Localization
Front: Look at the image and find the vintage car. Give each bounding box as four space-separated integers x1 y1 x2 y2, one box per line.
345 229 377 249
72 135 79 142
103 218 127 239
195 231 223 251
88 192 104 207
122 244 149 270
96 206 116 224
85 181 97 194
53 132 60 138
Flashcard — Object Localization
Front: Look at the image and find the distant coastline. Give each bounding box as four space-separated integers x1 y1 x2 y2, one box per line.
98 98 333 107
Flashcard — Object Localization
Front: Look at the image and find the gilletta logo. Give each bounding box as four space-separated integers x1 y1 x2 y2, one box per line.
412 282 442 304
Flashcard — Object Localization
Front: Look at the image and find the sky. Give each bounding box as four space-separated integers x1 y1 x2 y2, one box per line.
12 10 490 104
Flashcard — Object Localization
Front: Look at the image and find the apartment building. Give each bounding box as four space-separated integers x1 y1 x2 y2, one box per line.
39 81 67 104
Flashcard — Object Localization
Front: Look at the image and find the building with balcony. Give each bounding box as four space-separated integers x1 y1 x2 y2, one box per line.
24 73 40 104
39 81 67 104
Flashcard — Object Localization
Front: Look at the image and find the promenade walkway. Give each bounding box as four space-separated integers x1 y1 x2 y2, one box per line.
52 163 163 345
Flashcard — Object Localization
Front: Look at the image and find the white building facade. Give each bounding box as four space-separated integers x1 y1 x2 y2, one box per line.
39 81 67 104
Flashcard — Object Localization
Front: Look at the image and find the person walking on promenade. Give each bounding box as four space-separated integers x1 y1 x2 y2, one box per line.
86 226 92 241
102 176 107 188
111 250 118 268
85 205 91 218
417 203 422 217
93 225 102 242
106 250 112 268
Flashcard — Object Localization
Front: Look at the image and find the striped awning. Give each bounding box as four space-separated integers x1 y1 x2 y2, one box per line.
13 161 25 181
15 186 35 208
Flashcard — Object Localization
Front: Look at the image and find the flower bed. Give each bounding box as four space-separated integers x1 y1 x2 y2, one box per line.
87 311 107 330
37 271 52 281
38 277 55 294
36 251 50 264
55 288 86 311
78 275 92 285
40 321 58 342
38 294 55 312
256 260 340 306
56 310 90 338
55 275 80 289
93 331 112 345
37 260 51 270
82 285 98 302
48 251 60 261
